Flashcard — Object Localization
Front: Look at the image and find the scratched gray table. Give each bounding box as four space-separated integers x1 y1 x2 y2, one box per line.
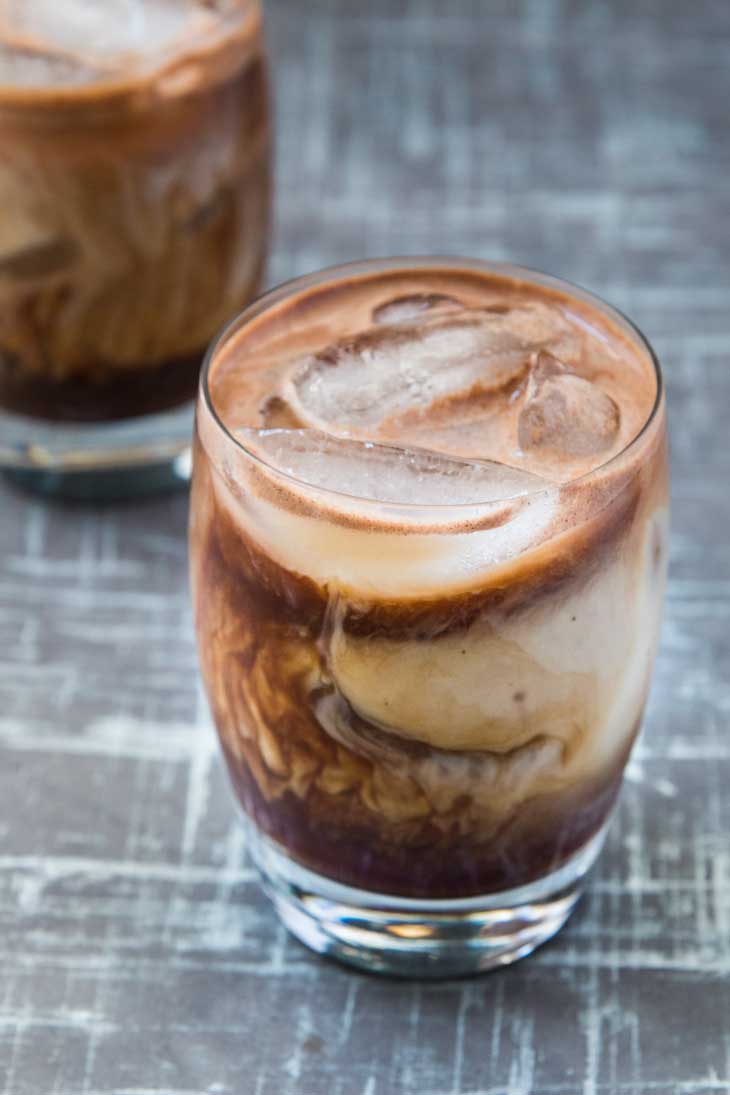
2 2 729 1093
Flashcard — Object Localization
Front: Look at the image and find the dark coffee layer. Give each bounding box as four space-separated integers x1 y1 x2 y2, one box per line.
223 739 631 898
0 348 203 421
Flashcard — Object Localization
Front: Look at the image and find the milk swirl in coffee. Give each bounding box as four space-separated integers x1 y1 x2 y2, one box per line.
0 0 269 420
191 261 668 899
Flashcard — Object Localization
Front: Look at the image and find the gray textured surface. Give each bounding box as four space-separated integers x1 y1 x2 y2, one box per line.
2 1 730 1092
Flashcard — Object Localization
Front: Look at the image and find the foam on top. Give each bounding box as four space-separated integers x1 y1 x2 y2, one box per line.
210 265 657 492
0 0 254 92
203 263 661 597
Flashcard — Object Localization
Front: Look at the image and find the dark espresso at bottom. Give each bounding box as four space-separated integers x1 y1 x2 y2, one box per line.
191 262 668 899
0 351 205 422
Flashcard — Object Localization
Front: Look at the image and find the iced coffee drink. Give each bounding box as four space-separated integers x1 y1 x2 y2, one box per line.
190 258 668 975
0 0 269 421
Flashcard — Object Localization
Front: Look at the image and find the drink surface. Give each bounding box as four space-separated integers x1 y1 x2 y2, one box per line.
193 261 667 898
0 1 254 91
0 0 268 421
210 264 656 485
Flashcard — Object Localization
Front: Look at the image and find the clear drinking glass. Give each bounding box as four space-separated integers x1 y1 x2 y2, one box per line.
0 0 270 498
190 257 668 977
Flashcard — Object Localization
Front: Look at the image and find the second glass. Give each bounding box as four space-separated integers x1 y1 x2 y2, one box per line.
0 0 270 496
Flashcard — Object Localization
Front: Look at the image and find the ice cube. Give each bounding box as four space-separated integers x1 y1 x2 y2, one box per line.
284 302 575 437
518 351 620 458
372 293 461 325
238 428 550 507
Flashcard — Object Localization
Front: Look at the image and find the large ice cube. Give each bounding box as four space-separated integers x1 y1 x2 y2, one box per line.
518 351 621 459
284 301 578 438
238 427 550 506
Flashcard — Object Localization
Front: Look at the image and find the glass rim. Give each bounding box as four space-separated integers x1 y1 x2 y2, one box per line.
200 255 664 511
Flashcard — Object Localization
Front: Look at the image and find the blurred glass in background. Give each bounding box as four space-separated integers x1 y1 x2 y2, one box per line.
0 0 270 498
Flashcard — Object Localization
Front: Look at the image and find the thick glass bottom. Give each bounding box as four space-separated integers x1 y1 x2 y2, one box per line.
0 401 193 499
247 821 609 978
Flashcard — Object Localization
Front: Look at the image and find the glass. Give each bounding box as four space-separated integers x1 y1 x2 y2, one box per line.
190 257 668 977
0 0 270 498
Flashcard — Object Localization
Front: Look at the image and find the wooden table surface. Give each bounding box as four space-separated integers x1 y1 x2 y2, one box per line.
2 2 729 1092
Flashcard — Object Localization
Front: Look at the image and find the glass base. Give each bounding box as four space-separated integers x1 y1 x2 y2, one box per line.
0 401 193 500
248 823 609 978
